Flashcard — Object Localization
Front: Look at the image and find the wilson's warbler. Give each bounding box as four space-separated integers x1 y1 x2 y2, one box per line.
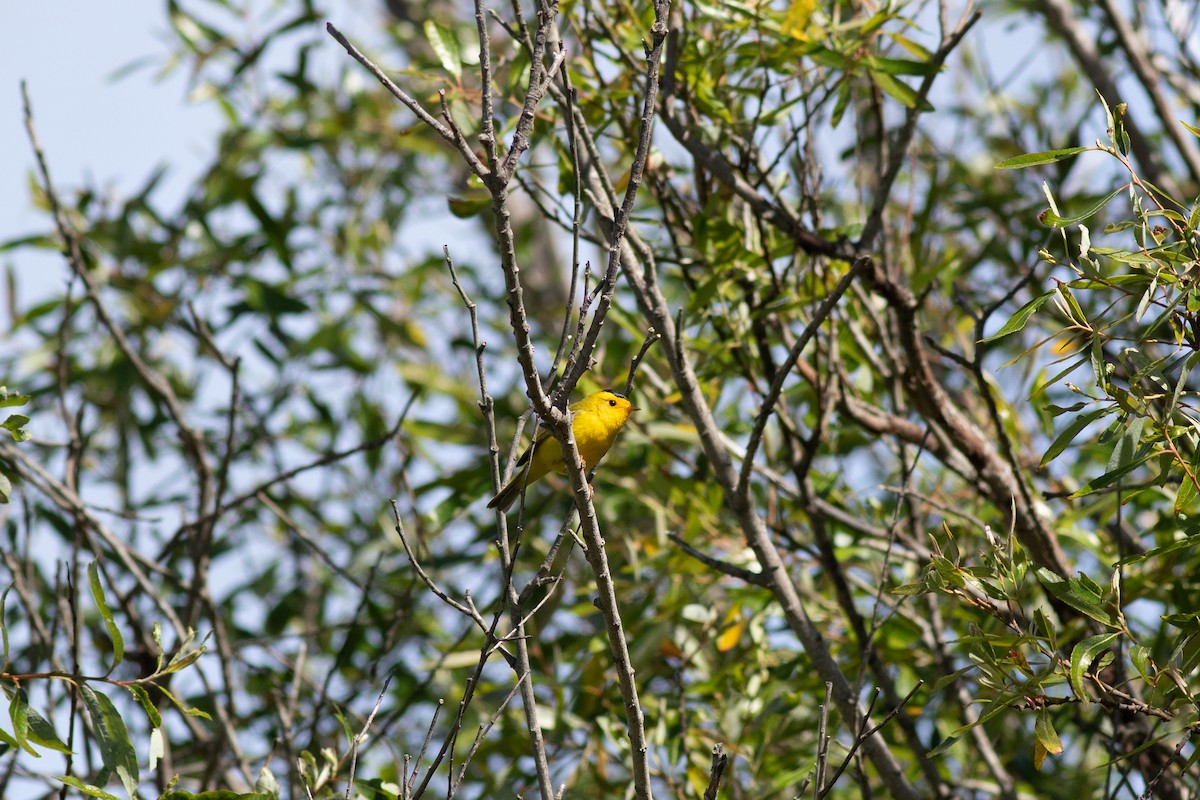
488 389 638 511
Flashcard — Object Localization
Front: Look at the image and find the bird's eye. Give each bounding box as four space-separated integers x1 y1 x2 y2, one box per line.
609 399 617 407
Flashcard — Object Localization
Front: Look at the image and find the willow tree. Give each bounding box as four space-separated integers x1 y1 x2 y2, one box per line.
3 1 1200 798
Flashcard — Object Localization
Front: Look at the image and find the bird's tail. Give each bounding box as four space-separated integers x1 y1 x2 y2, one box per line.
487 476 523 511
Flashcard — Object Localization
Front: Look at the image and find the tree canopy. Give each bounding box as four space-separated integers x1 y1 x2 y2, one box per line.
4 1 1200 798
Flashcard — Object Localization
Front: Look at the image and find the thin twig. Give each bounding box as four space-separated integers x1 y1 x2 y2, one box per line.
344 671 395 800
624 329 661 396
668 533 768 586
738 258 869 496
325 24 488 178
703 743 728 800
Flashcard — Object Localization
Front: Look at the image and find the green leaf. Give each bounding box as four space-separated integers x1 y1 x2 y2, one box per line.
1069 633 1119 701
163 633 209 676
79 684 139 798
1069 452 1152 499
938 696 1012 752
862 54 937 77
1040 407 1110 468
2 415 31 442
0 586 9 669
55 776 123 800
980 291 1054 342
423 19 461 79
867 69 933 111
1088 246 1158 265
151 622 164 673
1036 569 1117 627
1129 644 1152 681
88 562 125 672
1034 708 1063 755
24 703 71 755
0 389 30 409
995 147 1089 169
9 687 31 755
1175 449 1200 515
1165 351 1199 420
1039 186 1124 228
1106 416 1146 472
446 191 492 218
1163 612 1200 632
0 470 10 503
885 31 934 61
1116 534 1200 566
255 766 281 798
159 791 273 799
153 684 212 721
126 685 162 729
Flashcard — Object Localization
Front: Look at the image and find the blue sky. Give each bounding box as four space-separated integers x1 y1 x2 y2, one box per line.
0 2 227 311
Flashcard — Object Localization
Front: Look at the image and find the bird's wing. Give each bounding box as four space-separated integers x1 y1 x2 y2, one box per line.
514 424 554 467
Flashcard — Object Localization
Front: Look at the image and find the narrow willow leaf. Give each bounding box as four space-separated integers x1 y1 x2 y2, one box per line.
1176 450 1200 515
1039 186 1124 227
1034 708 1064 755
1116 535 1200 565
1135 276 1157 323
1088 246 1158 264
885 31 934 60
0 390 30 408
980 292 1053 342
1069 633 1119 700
862 54 937 76
1089 335 1106 388
422 19 461 80
868 69 933 111
1040 407 1110 468
1106 417 1146 472
1166 352 1199 419
995 147 1089 169
1129 644 1152 681
0 586 10 670
79 685 139 798
54 776 122 800
153 684 212 721
24 703 71 755
1069 452 1153 499
87 562 124 672
1037 569 1116 627
126 685 162 729
9 687 30 755
152 622 164 673
0 724 17 751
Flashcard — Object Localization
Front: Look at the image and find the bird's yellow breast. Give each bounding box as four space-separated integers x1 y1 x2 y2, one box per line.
572 405 625 466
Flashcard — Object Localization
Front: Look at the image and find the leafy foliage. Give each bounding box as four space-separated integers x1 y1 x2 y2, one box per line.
3 1 1200 799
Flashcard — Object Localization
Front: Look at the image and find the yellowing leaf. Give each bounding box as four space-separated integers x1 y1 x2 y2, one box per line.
716 607 745 652
782 0 817 41
1051 335 1081 356
1035 708 1064 757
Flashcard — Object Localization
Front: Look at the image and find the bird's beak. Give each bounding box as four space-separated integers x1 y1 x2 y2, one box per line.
629 406 640 412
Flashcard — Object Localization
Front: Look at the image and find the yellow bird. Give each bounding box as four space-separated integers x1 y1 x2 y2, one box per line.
488 389 638 511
